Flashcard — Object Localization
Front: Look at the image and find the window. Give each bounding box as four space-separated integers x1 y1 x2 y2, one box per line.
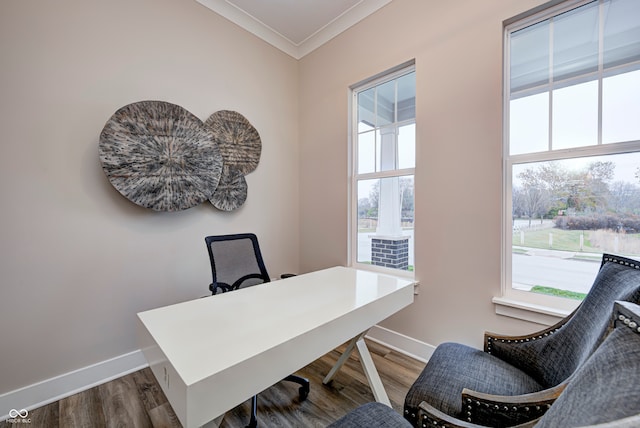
503 0 640 314
350 62 416 276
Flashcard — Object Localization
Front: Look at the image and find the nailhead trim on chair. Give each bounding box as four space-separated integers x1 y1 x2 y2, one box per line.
618 314 640 333
417 403 551 427
486 328 561 354
464 398 551 424
603 255 640 269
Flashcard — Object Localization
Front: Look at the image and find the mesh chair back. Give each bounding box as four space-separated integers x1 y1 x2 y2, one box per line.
205 234 270 294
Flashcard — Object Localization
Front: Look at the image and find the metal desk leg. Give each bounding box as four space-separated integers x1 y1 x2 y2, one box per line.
323 331 364 385
323 331 391 407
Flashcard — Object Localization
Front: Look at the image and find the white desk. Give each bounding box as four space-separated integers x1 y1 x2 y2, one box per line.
137 266 415 428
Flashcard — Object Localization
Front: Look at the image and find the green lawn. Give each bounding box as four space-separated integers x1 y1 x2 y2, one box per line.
512 227 640 255
512 228 597 252
530 286 587 300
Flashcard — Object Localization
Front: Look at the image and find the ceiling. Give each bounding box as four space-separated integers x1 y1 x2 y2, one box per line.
194 0 392 59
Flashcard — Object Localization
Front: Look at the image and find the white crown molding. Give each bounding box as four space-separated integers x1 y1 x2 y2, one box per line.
194 0 392 60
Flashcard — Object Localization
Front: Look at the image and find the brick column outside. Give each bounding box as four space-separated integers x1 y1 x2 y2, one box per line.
371 237 409 270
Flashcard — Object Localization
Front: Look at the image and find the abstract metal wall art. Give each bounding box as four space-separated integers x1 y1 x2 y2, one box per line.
99 102 260 212
99 101 223 212
204 110 261 175
210 165 248 211
204 110 261 210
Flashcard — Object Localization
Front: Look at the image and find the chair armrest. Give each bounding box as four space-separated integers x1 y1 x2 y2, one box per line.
460 384 565 426
483 309 575 352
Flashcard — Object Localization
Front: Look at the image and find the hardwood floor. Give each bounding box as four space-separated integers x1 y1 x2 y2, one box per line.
1 340 424 428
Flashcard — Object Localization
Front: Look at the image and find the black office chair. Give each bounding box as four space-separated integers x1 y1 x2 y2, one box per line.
204 233 310 428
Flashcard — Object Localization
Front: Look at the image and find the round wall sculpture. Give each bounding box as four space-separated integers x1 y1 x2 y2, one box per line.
204 110 261 175
210 165 248 211
204 110 261 211
99 102 261 212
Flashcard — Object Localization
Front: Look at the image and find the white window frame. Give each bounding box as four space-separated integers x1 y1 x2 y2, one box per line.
348 61 416 278
497 0 640 323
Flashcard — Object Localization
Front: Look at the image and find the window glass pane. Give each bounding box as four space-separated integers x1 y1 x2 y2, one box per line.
356 176 414 270
509 92 549 155
398 123 416 169
358 88 376 129
603 0 640 69
379 127 397 172
552 80 598 149
553 2 599 81
603 69 640 144
357 179 379 264
377 80 395 126
510 21 549 92
358 131 376 174
358 121 374 133
511 153 640 297
397 73 416 121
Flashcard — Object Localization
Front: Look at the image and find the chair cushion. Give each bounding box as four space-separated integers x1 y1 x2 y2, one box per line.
404 342 544 420
327 402 412 428
535 323 640 427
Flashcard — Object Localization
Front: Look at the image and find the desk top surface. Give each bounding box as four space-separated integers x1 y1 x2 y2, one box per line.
137 266 414 386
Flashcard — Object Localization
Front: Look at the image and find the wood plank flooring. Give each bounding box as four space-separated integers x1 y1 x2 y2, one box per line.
1 340 424 428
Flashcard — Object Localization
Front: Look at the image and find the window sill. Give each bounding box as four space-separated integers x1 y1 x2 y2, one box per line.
492 296 578 326
351 262 415 279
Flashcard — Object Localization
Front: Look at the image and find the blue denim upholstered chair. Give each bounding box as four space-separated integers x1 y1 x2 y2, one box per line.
403 254 640 427
327 402 413 428
327 299 640 428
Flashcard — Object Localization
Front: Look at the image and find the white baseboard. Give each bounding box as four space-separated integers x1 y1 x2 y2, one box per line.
0 327 430 422
0 350 148 422
366 325 436 364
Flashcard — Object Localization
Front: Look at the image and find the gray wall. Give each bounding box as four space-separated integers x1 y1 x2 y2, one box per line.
298 0 549 348
0 0 552 403
0 0 299 395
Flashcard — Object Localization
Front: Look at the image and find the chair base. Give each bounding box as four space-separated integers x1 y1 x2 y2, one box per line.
246 374 310 427
284 374 310 400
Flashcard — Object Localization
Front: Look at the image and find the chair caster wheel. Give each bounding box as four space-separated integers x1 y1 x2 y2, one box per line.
299 385 309 401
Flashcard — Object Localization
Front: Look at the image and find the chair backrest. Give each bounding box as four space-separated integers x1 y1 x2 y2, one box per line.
204 233 270 294
534 300 640 427
491 254 640 388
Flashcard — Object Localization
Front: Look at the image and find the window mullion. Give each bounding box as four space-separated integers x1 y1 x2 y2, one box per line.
548 17 555 152
597 0 604 146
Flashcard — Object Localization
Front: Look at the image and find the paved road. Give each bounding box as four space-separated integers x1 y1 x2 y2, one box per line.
512 252 601 293
357 229 601 294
